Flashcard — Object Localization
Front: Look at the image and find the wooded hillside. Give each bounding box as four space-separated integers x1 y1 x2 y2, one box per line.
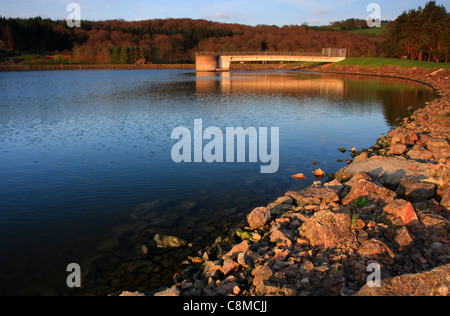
0 17 385 64
0 1 448 64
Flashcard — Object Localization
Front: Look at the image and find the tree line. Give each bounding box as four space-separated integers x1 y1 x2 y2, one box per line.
0 1 448 64
383 1 449 63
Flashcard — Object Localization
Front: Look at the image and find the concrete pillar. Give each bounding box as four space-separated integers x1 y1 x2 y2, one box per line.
218 57 231 71
196 55 218 72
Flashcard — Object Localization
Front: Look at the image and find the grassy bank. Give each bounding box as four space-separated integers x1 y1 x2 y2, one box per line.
335 57 450 70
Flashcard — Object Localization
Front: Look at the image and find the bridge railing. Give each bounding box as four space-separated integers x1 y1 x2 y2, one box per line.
196 51 324 57
196 49 347 58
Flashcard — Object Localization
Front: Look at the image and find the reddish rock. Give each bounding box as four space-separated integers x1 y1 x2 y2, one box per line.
395 179 436 202
286 188 339 206
119 291 145 296
237 252 253 268
387 129 397 138
441 187 450 208
421 213 448 237
255 281 280 296
353 152 370 162
202 261 223 279
299 210 352 249
427 138 450 151
285 189 318 205
154 285 181 296
222 259 240 275
223 241 249 259
270 228 294 248
395 226 414 248
322 190 341 204
383 199 419 225
407 145 434 161
272 248 290 261
275 196 294 205
300 261 315 274
324 179 344 191
247 207 271 230
389 143 408 155
357 239 395 261
427 138 450 160
292 173 306 180
252 265 273 287
391 129 418 146
342 179 396 206
344 171 372 188
355 264 450 296
416 134 432 147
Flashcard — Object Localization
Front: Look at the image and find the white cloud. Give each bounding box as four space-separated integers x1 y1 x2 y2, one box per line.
202 11 246 22
273 0 358 11
314 9 331 15
203 12 231 19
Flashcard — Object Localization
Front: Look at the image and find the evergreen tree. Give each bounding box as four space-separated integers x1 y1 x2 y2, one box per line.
111 45 120 64
383 1 449 62
119 45 132 64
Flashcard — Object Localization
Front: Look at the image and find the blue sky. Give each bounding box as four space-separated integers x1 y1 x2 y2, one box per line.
0 0 448 26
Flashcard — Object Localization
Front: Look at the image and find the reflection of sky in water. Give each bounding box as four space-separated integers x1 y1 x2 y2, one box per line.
0 70 434 294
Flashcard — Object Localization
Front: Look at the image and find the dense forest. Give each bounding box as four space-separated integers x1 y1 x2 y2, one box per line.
383 1 449 63
0 1 448 64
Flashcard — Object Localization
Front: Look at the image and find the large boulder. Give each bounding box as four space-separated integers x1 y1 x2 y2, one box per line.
335 156 433 189
390 129 418 146
342 179 395 206
247 207 271 230
299 210 352 249
407 145 434 161
286 188 340 206
395 179 436 202
389 143 408 155
427 138 450 160
355 264 450 296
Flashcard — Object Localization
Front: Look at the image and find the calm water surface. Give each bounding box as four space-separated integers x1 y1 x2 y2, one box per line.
0 70 434 295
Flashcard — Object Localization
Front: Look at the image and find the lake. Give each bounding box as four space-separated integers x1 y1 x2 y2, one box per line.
0 70 434 295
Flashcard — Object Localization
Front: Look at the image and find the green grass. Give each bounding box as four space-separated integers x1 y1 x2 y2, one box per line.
354 197 370 207
347 26 387 37
335 57 450 70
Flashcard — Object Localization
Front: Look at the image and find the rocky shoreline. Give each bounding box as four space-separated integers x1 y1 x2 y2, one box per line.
116 65 450 297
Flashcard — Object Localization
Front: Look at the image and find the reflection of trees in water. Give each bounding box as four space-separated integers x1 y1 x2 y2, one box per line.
194 73 434 127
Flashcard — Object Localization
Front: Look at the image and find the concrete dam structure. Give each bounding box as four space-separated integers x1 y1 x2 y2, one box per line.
196 49 347 72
